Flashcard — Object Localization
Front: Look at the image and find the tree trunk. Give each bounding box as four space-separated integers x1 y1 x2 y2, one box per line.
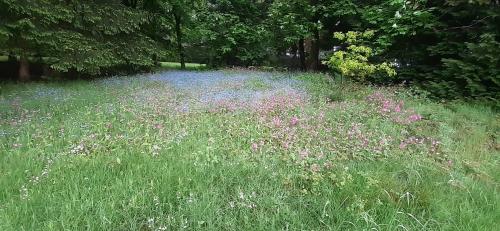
174 12 186 70
307 0 321 71
308 28 320 71
7 52 17 81
298 38 306 71
18 56 30 82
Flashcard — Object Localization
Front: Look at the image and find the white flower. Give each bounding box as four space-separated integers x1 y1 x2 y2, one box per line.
395 11 402 18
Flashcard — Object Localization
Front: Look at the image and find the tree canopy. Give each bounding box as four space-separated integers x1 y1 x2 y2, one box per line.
0 0 165 78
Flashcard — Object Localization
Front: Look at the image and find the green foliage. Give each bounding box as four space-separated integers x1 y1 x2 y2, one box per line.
268 0 358 70
355 0 500 100
269 0 357 43
429 34 500 101
360 0 438 52
268 0 314 45
325 31 396 80
0 0 498 101
191 0 273 66
0 0 165 76
420 1 500 100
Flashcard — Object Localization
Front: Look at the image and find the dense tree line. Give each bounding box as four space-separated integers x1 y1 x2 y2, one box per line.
1 0 498 100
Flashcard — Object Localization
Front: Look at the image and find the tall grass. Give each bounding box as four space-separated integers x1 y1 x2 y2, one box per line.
0 71 498 230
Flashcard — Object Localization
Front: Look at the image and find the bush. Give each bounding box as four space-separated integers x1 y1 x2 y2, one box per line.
426 34 500 101
324 31 396 81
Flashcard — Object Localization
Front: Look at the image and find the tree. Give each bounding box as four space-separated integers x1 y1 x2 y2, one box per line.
143 0 201 69
357 0 499 99
0 0 164 80
192 0 273 66
269 0 311 70
269 0 357 71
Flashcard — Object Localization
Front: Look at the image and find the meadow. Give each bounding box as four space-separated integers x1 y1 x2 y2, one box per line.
0 70 498 230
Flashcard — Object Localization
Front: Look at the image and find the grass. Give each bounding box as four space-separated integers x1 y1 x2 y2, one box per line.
245 77 272 90
159 62 207 70
0 57 206 71
0 71 498 230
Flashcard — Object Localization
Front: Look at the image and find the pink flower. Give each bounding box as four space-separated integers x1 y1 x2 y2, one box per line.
251 143 259 152
318 111 325 121
382 100 392 112
395 101 404 113
362 138 369 147
399 142 407 149
272 116 282 127
290 116 299 126
408 114 422 122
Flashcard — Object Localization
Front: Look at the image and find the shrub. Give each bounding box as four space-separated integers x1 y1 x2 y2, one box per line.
427 33 500 101
324 31 396 81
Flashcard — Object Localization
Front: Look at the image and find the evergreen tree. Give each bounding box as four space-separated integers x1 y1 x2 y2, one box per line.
0 0 164 80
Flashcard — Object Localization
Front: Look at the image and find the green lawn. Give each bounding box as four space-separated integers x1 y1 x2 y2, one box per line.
0 57 206 71
159 62 207 70
0 71 498 230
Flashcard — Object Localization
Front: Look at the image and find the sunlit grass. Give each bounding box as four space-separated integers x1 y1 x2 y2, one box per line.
0 71 498 230
0 57 207 70
159 62 207 70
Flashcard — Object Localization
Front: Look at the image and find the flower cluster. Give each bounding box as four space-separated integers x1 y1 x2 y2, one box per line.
399 136 441 155
367 92 423 124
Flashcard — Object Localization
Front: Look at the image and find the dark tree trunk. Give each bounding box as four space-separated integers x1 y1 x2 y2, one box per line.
18 56 30 82
7 52 17 80
307 0 321 71
308 27 320 71
298 38 306 71
174 12 186 70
